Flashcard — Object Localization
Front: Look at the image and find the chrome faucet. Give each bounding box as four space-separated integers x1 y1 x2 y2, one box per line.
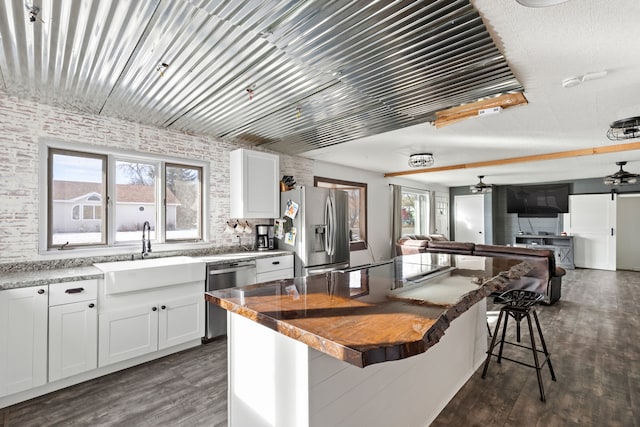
142 221 152 257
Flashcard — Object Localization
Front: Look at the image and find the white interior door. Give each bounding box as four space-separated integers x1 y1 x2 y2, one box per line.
616 195 640 271
568 194 616 270
454 195 484 244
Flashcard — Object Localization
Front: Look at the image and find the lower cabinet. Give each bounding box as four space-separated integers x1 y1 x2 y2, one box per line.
0 287 48 398
256 254 294 283
48 279 98 382
98 292 204 367
49 301 98 382
158 295 205 350
98 305 159 366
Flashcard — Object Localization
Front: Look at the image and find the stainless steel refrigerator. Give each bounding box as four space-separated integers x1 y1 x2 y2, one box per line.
277 186 350 276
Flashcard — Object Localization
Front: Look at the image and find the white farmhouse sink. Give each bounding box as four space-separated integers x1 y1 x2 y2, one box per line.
95 256 206 295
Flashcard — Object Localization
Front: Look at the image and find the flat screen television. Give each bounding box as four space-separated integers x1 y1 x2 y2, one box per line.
506 184 570 217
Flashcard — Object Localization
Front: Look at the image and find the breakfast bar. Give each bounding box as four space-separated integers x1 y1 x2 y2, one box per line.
205 253 536 427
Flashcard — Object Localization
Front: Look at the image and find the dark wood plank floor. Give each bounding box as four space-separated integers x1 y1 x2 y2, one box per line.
1 268 638 426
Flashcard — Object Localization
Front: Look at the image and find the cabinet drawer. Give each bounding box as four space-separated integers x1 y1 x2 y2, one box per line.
256 269 293 283
49 279 98 306
256 255 293 274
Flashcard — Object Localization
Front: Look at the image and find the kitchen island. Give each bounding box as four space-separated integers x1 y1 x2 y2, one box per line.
205 253 535 427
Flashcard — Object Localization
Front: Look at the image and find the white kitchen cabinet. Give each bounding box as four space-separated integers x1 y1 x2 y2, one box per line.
158 294 205 350
48 279 98 382
99 304 159 367
0 286 48 398
49 301 98 381
98 282 204 367
230 148 280 219
256 254 294 282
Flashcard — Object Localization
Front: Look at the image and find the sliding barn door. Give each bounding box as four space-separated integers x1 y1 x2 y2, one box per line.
568 194 616 271
616 195 640 271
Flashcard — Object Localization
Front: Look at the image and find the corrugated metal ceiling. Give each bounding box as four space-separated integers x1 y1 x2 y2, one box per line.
0 0 523 154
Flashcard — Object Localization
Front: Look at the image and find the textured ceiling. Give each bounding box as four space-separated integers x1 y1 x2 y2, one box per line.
0 0 522 154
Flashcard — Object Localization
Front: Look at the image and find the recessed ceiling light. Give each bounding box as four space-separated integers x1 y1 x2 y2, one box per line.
516 0 570 7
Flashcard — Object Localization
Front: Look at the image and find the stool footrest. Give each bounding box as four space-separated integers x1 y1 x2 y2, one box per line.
486 351 552 372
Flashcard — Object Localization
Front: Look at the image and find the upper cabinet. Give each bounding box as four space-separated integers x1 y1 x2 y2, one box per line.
230 149 280 219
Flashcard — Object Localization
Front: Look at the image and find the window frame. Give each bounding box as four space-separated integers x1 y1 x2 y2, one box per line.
400 188 431 236
314 176 367 251
165 162 204 243
48 148 108 249
112 157 160 244
42 141 208 253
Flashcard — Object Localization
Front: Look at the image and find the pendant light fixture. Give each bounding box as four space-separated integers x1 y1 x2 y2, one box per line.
470 175 492 193
603 161 639 186
606 116 640 141
408 153 434 168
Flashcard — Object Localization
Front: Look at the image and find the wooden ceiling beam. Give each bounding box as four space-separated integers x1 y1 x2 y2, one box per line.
384 141 640 178
433 92 528 129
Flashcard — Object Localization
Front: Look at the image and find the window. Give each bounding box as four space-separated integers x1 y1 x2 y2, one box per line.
46 146 205 250
401 189 430 236
115 160 157 242
49 149 107 247
166 164 202 241
314 176 367 251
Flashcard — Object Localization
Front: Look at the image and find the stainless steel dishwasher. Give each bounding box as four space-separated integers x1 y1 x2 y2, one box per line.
205 260 256 341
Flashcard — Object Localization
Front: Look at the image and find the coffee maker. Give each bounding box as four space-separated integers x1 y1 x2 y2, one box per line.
256 224 271 251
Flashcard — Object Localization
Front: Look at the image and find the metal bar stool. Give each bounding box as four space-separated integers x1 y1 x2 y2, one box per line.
481 289 557 401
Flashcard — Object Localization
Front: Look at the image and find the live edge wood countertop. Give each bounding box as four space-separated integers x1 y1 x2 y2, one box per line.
205 253 536 368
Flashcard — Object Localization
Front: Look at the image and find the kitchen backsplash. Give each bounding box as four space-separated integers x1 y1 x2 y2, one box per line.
0 89 313 262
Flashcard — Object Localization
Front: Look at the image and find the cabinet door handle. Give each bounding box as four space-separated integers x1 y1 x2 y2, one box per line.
37 289 45 294
65 287 84 294
161 305 166 310
152 306 158 311
272 261 280 265
88 303 95 308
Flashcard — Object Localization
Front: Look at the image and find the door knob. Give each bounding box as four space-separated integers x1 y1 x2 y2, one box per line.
152 306 158 311
161 305 166 310
37 289 45 294
89 303 95 308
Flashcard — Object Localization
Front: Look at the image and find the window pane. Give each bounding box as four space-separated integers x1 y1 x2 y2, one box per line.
401 191 430 236
50 151 105 247
401 193 418 235
115 160 156 242
83 205 92 220
315 177 367 249
166 165 202 241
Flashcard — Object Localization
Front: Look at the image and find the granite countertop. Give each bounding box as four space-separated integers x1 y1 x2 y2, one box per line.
0 266 104 290
0 250 293 291
206 253 537 368
194 250 292 265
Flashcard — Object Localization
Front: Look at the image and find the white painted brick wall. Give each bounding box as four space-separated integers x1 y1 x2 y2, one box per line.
0 90 313 262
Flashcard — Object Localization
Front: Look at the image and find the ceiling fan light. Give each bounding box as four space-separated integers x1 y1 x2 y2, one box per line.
408 153 434 168
470 175 492 193
603 161 639 186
